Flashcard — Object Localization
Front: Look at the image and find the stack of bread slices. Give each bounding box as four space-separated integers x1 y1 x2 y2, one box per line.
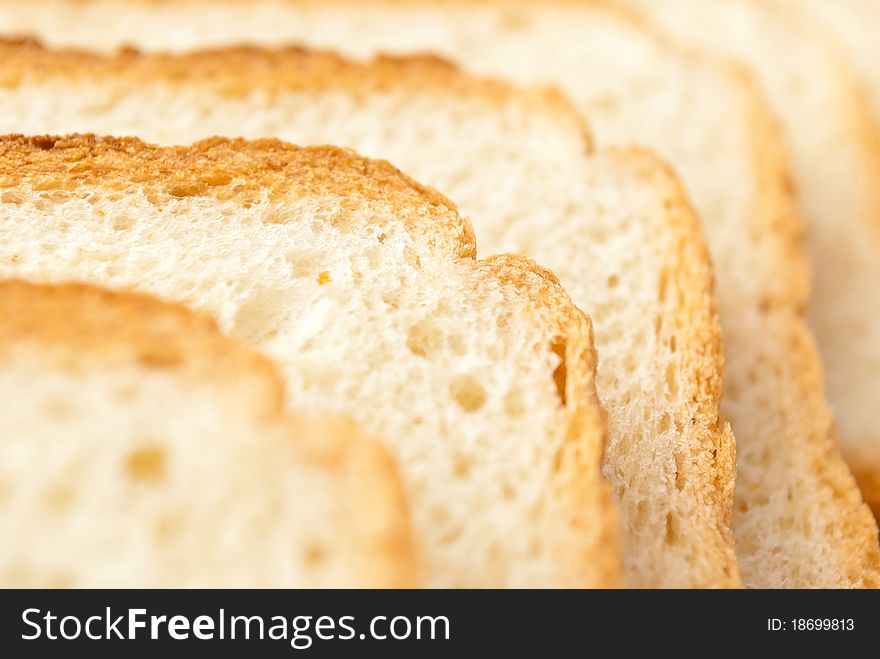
0 0 877 588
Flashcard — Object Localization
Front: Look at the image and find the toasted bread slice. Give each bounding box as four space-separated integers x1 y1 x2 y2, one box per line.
0 279 415 588
4 0 869 589
0 41 735 588
0 134 621 588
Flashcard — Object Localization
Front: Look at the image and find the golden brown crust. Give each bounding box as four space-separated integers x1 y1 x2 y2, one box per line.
0 279 419 587
0 134 476 260
480 253 623 588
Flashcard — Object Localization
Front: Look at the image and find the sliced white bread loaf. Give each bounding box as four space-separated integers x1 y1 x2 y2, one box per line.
0 135 621 588
621 0 880 559
0 42 736 588
8 0 870 589
0 279 415 588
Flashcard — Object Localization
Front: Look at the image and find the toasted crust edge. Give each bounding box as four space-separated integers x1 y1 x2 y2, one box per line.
0 133 476 260
481 253 623 588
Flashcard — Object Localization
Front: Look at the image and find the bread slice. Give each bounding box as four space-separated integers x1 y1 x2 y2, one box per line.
0 134 621 588
0 42 735 588
792 0 880 130
9 0 869 589
0 279 415 588
621 0 880 565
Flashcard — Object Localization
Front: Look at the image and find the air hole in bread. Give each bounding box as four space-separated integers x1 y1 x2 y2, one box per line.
551 446 565 474
43 396 73 419
153 512 182 545
124 444 166 482
406 319 443 358
674 452 686 492
0 191 24 204
503 389 525 418
111 215 133 230
288 251 323 279
665 513 678 545
230 289 288 344
658 414 672 434
137 344 181 368
607 274 619 289
113 384 137 404
665 363 679 397
658 269 670 304
450 374 487 413
41 190 69 204
364 245 382 270
44 484 74 512
304 544 327 566
550 337 567 406
261 208 290 224
381 291 400 309
453 453 472 479
447 333 466 356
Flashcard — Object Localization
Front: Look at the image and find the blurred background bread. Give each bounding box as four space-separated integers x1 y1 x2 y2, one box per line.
0 280 415 587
